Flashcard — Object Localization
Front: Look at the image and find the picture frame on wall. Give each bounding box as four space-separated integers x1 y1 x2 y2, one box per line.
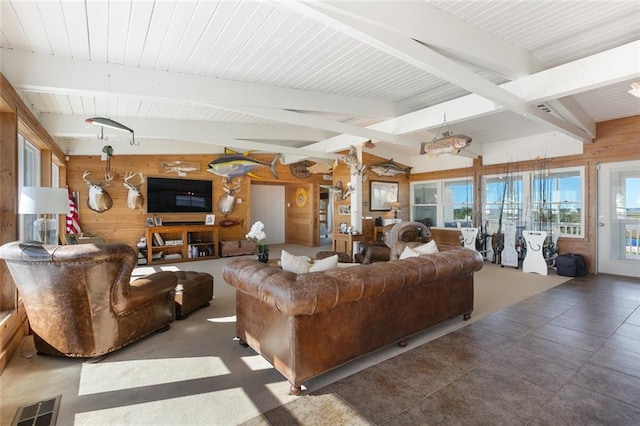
370 181 399 211
338 205 351 215
205 214 216 225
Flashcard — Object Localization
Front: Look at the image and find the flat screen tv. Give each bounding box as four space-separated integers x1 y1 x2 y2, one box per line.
146 177 213 213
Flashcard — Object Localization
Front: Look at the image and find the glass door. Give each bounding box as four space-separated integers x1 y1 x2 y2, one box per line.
597 161 640 277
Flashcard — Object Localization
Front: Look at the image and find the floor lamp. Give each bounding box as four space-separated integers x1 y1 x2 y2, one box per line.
19 187 70 245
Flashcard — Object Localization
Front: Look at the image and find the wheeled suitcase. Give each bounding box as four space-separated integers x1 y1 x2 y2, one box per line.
555 253 587 277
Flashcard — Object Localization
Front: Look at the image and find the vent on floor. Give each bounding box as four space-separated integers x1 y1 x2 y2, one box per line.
12 395 61 426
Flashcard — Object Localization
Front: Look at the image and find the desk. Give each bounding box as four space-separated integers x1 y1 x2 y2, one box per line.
332 233 365 261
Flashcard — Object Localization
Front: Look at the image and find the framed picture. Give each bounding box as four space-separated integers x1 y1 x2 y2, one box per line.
154 217 163 226
370 181 399 211
338 205 351 215
146 217 155 227
205 214 215 225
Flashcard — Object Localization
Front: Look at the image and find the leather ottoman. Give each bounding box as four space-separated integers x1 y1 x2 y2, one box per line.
173 271 214 320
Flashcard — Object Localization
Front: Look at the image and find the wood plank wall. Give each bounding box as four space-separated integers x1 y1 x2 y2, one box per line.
65 154 325 248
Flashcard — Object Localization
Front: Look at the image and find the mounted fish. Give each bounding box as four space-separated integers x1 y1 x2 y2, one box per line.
219 218 244 228
340 146 366 175
370 159 412 178
420 133 472 158
217 178 241 217
362 139 376 149
342 182 355 200
207 148 280 179
307 160 336 174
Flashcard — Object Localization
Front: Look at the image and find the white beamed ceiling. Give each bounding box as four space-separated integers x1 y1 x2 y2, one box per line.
1 0 639 167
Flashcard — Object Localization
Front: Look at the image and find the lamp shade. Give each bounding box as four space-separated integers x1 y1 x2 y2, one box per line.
19 187 70 215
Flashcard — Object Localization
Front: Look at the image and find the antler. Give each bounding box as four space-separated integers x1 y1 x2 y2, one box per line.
82 171 93 185
102 173 114 186
124 171 145 188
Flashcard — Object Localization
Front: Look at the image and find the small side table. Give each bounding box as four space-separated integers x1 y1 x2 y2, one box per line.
332 233 366 261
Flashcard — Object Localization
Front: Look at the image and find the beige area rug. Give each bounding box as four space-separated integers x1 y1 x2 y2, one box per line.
0 245 570 426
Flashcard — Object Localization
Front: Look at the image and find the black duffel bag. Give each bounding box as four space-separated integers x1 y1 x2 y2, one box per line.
555 253 587 277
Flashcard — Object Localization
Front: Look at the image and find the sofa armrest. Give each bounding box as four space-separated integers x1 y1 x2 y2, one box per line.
113 271 177 314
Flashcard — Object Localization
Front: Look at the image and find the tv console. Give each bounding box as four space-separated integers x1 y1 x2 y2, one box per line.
145 224 219 265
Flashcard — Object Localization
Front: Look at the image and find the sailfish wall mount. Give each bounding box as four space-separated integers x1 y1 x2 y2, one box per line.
86 117 137 146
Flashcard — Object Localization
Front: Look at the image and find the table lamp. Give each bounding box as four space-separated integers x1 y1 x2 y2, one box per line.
391 202 402 219
19 187 70 245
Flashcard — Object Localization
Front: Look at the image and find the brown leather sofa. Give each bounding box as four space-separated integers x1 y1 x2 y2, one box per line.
223 243 483 394
0 241 177 357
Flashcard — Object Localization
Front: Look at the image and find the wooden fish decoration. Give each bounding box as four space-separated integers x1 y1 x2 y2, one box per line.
219 218 244 228
207 148 280 179
363 139 376 149
370 159 412 178
307 161 335 174
420 134 472 157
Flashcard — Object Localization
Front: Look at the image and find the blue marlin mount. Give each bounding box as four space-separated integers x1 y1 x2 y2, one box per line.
207 148 281 180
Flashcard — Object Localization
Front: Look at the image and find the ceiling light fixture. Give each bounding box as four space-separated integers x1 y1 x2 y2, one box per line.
628 81 640 98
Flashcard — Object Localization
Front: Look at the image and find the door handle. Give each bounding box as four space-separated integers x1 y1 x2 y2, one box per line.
598 223 605 227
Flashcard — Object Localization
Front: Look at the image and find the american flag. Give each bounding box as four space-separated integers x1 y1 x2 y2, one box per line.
66 189 81 234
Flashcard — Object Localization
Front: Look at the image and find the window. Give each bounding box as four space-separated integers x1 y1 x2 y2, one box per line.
481 167 584 238
411 178 473 227
18 134 41 241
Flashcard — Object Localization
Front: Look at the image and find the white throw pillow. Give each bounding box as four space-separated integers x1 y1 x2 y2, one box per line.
309 254 339 272
399 246 420 259
414 240 439 255
281 250 311 274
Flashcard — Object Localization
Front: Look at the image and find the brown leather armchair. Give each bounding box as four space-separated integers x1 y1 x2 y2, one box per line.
0 241 177 357
355 221 431 264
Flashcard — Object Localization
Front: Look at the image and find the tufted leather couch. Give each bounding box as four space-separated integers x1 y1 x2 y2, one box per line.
223 243 483 394
0 241 177 357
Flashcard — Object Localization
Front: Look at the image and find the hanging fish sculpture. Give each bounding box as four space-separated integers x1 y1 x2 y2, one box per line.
370 159 412 178
341 145 366 175
420 133 472 158
207 148 280 179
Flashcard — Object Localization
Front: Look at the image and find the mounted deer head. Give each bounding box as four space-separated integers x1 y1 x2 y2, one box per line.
83 171 113 213
123 171 145 210
217 177 241 217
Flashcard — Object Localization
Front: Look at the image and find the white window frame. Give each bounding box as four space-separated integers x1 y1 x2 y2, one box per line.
18 134 41 241
410 177 474 228
481 166 585 238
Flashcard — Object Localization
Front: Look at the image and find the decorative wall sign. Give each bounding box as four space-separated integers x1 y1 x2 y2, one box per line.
295 188 308 208
290 161 312 179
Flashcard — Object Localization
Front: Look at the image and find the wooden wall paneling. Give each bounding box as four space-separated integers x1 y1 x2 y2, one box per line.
361 152 410 222
0 111 18 311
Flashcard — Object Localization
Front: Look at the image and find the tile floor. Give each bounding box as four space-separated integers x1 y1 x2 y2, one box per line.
244 273 640 425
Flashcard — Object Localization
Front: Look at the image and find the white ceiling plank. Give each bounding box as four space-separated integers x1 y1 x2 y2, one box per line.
37 2 71 57
321 1 534 79
138 1 177 69
107 0 132 65
59 1 90 60
2 49 398 118
1 1 30 51
123 1 155 67
287 1 592 143
86 0 109 62
154 2 199 71
9 1 51 54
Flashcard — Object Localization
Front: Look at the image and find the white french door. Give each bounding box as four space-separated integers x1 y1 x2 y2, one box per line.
597 161 640 277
